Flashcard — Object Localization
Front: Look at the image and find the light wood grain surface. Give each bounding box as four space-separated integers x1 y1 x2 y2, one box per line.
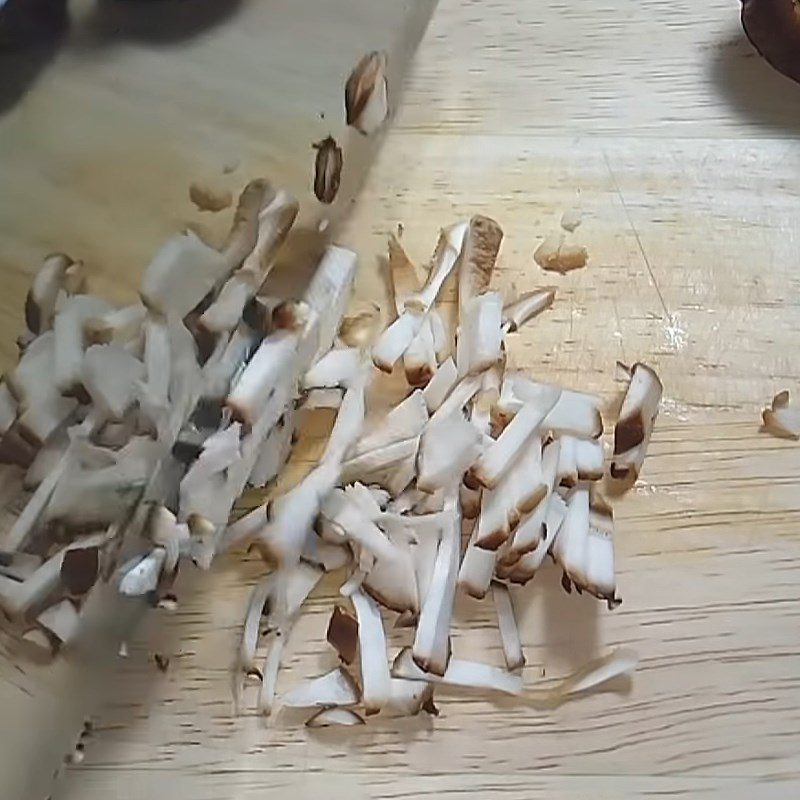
1 0 799 797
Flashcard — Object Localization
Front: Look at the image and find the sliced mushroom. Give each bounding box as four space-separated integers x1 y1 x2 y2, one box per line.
199 190 298 334
351 389 428 457
392 647 523 696
502 287 557 334
458 215 503 320
412 496 460 676
326 604 359 664
345 51 389 136
351 588 390 715
421 357 458 414
416 413 483 494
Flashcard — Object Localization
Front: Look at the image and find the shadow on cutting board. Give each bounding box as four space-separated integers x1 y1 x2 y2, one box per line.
711 31 800 137
0 0 243 116
78 0 243 48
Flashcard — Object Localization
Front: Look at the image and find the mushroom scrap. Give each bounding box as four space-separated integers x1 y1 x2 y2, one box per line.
0 189 657 727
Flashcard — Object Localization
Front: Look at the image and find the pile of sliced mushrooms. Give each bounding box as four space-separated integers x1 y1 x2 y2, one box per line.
0 179 662 728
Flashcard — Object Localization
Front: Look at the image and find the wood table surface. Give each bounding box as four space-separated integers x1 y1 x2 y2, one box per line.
2 1 799 798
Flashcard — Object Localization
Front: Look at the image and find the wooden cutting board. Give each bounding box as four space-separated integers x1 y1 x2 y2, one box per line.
3 1 800 798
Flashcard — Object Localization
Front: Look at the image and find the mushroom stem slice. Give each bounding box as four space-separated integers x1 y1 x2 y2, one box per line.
239 575 274 673
303 347 362 390
473 398 556 490
457 524 497 600
458 215 504 320
613 362 663 454
351 588 390 715
412 496 461 676
422 357 459 414
304 245 359 362
248 406 295 488
392 647 523 696
140 231 229 319
385 677 438 717
282 667 360 708
351 389 428 457
502 287 557 333
371 311 424 373
225 330 299 427
25 253 78 335
388 234 425 316
404 316 437 387
199 190 298 334
492 581 525 671
406 222 469 314
458 291 504 377
551 487 591 591
507 439 560 556
417 413 483 494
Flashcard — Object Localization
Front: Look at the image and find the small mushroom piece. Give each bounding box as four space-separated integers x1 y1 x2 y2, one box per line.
25 253 78 335
610 362 662 480
421 357 458 414
345 51 389 135
403 316 437 387
60 546 99 596
326 605 359 664
761 390 800 440
313 136 343 204
189 182 233 213
534 232 588 273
